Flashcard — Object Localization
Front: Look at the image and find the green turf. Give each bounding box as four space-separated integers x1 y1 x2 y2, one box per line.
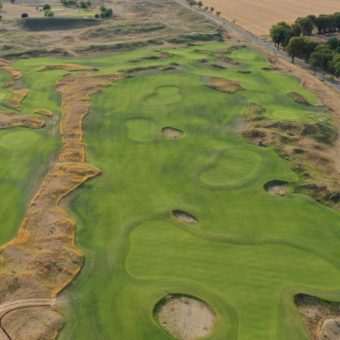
6 42 340 340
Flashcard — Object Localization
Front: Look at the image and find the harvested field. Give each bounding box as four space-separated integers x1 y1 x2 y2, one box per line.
155 294 215 340
200 0 340 36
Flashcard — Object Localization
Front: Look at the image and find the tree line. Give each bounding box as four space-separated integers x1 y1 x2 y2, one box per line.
270 13 340 77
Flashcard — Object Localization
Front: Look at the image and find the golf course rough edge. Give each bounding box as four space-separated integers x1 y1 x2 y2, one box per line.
155 294 215 340
0 110 45 129
0 71 123 338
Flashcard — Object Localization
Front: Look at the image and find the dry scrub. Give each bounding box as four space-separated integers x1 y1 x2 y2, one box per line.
0 58 22 80
0 110 45 129
3 88 29 110
206 77 244 94
296 294 340 340
0 71 123 338
156 294 215 340
288 92 310 106
243 103 340 208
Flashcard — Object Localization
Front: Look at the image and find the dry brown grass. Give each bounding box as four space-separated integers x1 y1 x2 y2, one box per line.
201 0 340 36
34 109 54 117
0 110 45 129
0 71 123 338
0 58 22 80
206 77 243 94
3 88 29 110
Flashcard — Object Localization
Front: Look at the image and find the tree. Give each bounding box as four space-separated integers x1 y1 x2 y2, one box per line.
94 13 99 18
0 2 3 11
209 7 214 12
45 9 54 17
335 12 340 31
21 12 29 18
287 37 306 62
197 1 203 7
270 22 291 50
216 11 221 16
43 4 51 11
291 23 302 37
187 0 196 6
80 0 88 9
296 16 314 36
204 6 208 10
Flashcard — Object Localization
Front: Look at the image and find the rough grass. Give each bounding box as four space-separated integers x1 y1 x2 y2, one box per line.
6 42 340 340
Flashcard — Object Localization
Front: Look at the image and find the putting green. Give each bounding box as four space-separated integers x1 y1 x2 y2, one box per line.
145 86 181 105
0 130 40 150
5 42 340 340
200 149 262 186
125 118 157 142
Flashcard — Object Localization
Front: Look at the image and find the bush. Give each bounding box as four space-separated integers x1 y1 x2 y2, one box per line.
43 4 51 11
21 13 29 18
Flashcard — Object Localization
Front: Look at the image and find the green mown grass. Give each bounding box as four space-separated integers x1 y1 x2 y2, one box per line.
7 42 340 339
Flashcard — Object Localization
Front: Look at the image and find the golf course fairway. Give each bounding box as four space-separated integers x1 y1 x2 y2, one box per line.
3 42 340 339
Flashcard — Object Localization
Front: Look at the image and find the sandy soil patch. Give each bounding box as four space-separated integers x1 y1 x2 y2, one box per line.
322 318 340 339
206 77 244 94
37 64 97 72
3 88 29 110
0 110 45 129
264 180 289 196
162 127 184 139
172 210 198 225
156 294 215 340
200 0 340 37
34 108 54 117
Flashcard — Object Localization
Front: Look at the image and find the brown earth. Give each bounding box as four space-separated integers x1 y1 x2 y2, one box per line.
199 0 340 37
36 64 98 72
0 111 45 129
0 71 123 338
206 77 243 94
156 294 215 340
296 294 340 340
2 88 29 110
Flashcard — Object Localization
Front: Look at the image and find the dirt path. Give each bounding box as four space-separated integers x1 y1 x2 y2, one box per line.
0 299 55 340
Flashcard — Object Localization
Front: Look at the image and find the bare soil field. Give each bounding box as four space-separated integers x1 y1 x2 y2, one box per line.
200 0 340 36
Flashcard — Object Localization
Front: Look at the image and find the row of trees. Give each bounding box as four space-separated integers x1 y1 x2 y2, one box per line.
286 37 340 76
271 13 340 50
60 0 91 9
185 0 221 16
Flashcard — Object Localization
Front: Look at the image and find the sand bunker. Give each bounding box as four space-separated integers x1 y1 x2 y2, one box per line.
288 92 310 106
322 318 340 339
0 58 22 80
37 64 97 72
0 111 45 129
3 88 29 110
264 180 289 196
155 294 215 340
206 77 244 94
172 210 198 225
34 109 54 117
162 127 183 139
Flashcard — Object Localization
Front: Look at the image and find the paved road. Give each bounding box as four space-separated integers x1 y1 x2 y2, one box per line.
0 298 56 340
174 0 340 92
